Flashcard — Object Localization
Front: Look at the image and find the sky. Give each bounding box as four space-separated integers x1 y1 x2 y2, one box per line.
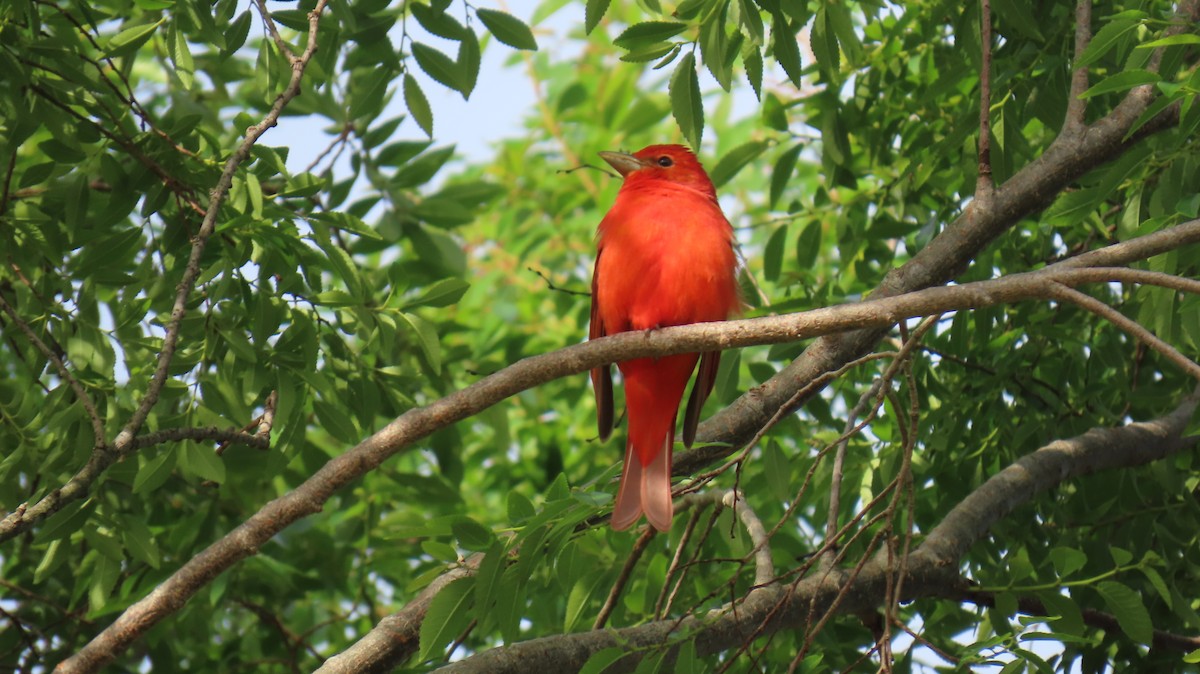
282 0 576 174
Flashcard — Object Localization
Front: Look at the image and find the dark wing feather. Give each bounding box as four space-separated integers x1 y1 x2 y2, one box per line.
682 350 720 448
590 253 613 441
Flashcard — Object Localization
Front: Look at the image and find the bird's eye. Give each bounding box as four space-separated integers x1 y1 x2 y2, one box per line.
656 155 674 167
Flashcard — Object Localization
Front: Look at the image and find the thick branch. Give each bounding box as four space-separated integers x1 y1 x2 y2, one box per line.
917 386 1199 565
47 248 1200 669
314 555 483 674
433 389 1200 673
676 21 1194 474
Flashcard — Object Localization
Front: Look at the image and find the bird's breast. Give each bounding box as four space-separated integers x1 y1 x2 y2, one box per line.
595 189 738 333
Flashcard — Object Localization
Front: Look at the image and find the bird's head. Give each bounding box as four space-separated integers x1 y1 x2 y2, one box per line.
598 144 716 198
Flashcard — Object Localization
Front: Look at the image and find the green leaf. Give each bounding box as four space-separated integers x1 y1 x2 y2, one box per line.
377 140 432 167
170 23 194 89
120 515 162 569
35 539 67 584
452 517 495 551
1137 33 1200 49
743 43 763 99
38 500 94 543
614 21 687 49
669 52 703 150
771 13 802 87
418 576 475 661
764 441 791 501
579 647 626 674
709 140 768 188
400 311 443 372
1141 566 1173 609
422 540 460 562
1076 15 1144 68
763 225 786 282
410 3 466 39
392 145 456 189
622 42 677 63
308 211 384 241
400 74 433 138
89 553 120 613
223 11 252 56
182 442 226 483
1185 648 1200 664
476 9 537 51
412 42 462 94
107 18 164 55
133 448 177 495
314 398 360 444
458 31 481 99
507 490 536 522
564 574 605 632
1079 70 1160 99
770 142 802 208
473 541 507 630
404 278 470 309
585 0 611 34
1049 546 1087 578
1096 581 1153 644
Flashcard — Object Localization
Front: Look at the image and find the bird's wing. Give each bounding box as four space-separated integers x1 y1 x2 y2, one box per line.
681 350 720 448
590 252 614 441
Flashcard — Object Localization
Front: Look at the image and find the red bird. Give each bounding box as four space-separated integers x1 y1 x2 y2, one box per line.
589 145 740 531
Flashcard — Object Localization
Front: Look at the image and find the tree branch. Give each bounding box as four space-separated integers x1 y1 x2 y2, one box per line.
1048 281 1200 380
127 426 270 453
0 293 105 447
962 590 1200 653
50 225 1200 668
431 387 1200 673
976 0 993 195
1065 0 1092 131
916 385 1200 565
675 14 1195 475
50 2 331 670
313 554 484 674
0 0 330 549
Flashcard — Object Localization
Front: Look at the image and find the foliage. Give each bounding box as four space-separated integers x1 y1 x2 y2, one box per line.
2 0 1200 672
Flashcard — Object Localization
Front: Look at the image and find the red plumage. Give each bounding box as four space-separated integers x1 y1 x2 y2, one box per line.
589 145 740 531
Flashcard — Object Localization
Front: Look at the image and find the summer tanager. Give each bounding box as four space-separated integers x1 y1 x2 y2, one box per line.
589 144 740 531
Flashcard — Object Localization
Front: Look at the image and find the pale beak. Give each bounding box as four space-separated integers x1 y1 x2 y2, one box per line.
598 151 647 177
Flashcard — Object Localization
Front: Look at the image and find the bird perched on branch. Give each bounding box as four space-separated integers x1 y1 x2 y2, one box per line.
589 144 740 531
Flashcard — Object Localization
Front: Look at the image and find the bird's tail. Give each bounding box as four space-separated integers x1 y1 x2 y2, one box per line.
611 427 674 531
611 355 696 531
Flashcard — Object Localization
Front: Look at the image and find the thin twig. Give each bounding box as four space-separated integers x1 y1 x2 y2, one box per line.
686 351 899 491
0 293 106 447
977 0 994 195
527 267 590 297
593 526 656 630
724 491 775 587
655 508 703 618
1048 281 1200 380
130 426 270 453
825 376 888 557
254 0 298 62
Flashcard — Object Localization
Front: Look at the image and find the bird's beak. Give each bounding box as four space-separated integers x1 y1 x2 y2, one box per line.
598 151 646 177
